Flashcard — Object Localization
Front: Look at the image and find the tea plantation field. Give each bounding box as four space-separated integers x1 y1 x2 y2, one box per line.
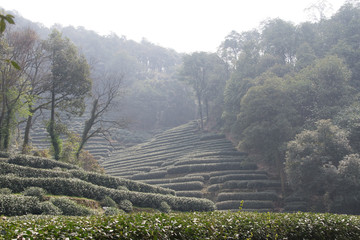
102 121 284 212
1 211 359 239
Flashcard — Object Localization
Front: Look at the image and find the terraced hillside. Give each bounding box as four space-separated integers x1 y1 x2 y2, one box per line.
102 121 282 212
0 153 214 216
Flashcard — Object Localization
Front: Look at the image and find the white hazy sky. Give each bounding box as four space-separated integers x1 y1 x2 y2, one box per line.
1 0 347 53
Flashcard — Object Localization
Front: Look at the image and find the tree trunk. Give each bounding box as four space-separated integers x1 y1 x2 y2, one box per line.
275 151 286 194
76 99 98 159
48 85 61 160
22 111 33 154
196 91 203 130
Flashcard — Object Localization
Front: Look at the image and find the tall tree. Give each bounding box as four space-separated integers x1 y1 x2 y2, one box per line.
76 73 126 159
179 52 227 129
44 29 91 160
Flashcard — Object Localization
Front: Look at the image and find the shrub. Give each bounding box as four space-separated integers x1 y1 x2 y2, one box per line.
130 171 167 180
50 197 93 216
0 195 40 216
101 196 117 208
8 155 79 170
159 181 204 191
209 174 268 184
104 207 122 216
22 187 47 201
119 200 133 213
0 151 11 158
159 201 171 213
176 191 203 198
216 200 274 210
217 192 278 202
0 188 12 195
38 201 62 215
0 175 215 212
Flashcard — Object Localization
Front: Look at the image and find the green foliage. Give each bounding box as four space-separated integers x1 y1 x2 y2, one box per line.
159 201 171 213
50 197 93 216
0 188 11 195
22 187 47 201
0 195 40 216
1 212 359 239
38 201 62 215
7 155 79 170
0 175 215 212
119 200 133 213
100 196 117 208
104 207 122 216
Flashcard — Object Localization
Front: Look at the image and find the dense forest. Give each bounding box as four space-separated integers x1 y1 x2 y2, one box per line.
1 1 360 215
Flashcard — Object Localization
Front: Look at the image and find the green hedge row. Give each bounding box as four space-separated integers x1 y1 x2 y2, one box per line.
2 211 359 239
130 171 167 180
0 175 215 212
167 162 257 175
143 176 205 185
0 162 72 179
7 155 79 170
0 160 174 196
176 191 203 198
217 192 279 202
0 194 94 216
0 195 40 216
159 181 204 191
209 173 268 184
208 180 281 192
216 200 274 210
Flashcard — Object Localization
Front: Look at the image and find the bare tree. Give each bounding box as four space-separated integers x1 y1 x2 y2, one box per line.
76 72 127 158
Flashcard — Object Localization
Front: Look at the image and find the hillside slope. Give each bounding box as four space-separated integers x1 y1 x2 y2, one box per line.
0 153 214 216
102 121 282 211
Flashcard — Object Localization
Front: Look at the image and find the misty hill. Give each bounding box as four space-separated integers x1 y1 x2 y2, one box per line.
2 10 197 158
101 121 282 212
0 153 214 216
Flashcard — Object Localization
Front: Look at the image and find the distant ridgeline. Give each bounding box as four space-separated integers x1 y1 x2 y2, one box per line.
101 121 285 212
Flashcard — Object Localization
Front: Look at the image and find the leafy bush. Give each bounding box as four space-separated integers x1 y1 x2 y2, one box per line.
209 173 268 184
217 192 278 202
101 196 117 208
216 200 274 210
176 191 203 198
0 188 12 195
130 171 167 180
0 195 40 216
38 201 62 215
0 161 72 178
104 207 122 216
119 200 133 212
167 162 257 175
0 175 215 212
8 155 79 170
1 212 359 239
50 197 93 216
22 187 47 201
159 181 204 191
159 201 171 213
0 151 11 158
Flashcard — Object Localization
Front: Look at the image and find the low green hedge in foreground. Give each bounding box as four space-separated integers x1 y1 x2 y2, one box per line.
0 211 359 239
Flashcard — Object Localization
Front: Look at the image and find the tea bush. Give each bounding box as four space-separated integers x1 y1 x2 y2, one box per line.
119 200 133 212
1 212 359 239
0 195 40 216
0 175 215 212
22 187 47 201
50 197 93 216
8 155 79 170
38 201 62 215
